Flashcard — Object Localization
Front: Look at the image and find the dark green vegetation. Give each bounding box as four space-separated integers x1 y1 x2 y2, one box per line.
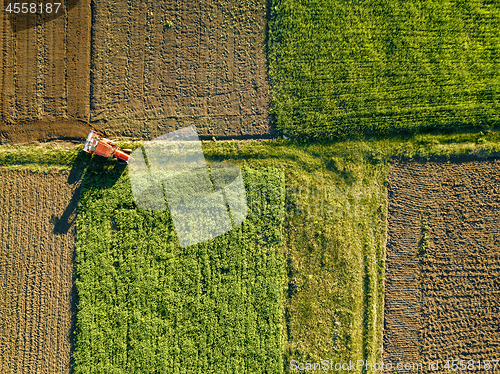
268 0 500 138
74 161 286 373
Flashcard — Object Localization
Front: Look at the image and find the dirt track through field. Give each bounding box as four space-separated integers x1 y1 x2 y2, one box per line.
0 119 95 144
385 158 500 371
90 0 273 138
0 169 80 373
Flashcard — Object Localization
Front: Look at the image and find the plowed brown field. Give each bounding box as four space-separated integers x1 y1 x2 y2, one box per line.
90 0 273 139
0 0 90 140
0 169 80 373
385 159 500 371
0 119 94 144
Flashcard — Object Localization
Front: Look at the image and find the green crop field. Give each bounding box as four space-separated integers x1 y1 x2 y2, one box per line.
268 0 500 138
73 162 286 374
204 139 390 373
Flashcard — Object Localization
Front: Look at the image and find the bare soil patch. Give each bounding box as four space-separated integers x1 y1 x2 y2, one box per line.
385 158 500 370
0 119 94 144
0 0 90 140
90 0 273 139
0 169 80 373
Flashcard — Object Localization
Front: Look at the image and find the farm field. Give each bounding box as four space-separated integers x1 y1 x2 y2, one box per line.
2 0 499 141
0 0 499 370
385 158 500 370
74 162 286 373
269 0 500 138
0 169 80 374
90 0 272 139
203 139 389 373
0 138 390 373
0 119 95 145
0 0 91 124
1 132 500 373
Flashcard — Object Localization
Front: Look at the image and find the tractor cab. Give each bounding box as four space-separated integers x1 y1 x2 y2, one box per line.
83 130 131 163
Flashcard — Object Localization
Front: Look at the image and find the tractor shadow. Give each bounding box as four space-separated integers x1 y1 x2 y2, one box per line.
51 152 127 235
49 152 127 374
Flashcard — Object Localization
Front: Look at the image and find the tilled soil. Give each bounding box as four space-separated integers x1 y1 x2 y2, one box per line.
384 158 500 371
1 0 272 142
90 0 273 139
0 119 94 144
0 169 80 373
0 0 91 133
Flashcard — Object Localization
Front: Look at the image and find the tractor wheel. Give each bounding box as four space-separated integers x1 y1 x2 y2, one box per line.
123 149 133 154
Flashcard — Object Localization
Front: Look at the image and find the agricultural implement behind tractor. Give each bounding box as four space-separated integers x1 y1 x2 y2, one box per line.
83 130 132 163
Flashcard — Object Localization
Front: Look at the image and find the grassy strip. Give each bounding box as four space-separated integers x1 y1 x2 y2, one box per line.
0 141 138 172
203 140 387 372
73 159 285 374
1 130 499 170
0 144 83 171
268 0 500 138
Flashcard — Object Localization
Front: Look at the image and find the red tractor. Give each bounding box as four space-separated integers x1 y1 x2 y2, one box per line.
83 130 132 163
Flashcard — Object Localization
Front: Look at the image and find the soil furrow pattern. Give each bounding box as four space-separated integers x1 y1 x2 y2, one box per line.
90 0 273 138
0 170 79 374
0 2 91 142
385 159 500 371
